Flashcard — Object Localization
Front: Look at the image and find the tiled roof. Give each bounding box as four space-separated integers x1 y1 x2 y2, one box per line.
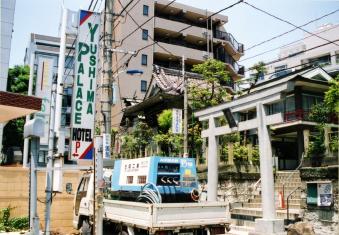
152 65 207 95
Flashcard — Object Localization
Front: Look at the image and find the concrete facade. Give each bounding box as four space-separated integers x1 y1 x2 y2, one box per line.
0 0 16 158
0 0 15 91
256 24 339 81
24 33 75 163
105 0 244 127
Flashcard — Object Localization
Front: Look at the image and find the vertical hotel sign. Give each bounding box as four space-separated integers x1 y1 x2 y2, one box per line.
71 10 100 160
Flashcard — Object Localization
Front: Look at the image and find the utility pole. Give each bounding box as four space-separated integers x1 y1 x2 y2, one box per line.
54 6 67 156
44 81 57 235
183 55 188 157
101 0 113 135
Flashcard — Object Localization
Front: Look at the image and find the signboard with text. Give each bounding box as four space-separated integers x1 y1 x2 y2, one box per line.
34 56 54 145
71 10 100 160
172 109 182 134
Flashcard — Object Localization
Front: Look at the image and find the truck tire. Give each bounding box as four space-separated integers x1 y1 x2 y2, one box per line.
80 219 92 235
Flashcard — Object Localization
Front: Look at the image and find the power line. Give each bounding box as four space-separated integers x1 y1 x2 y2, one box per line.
244 6 339 51
246 38 339 72
62 0 104 84
114 0 178 48
112 0 244 75
240 24 339 62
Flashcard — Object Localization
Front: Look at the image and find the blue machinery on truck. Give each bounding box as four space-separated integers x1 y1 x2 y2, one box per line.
110 156 200 203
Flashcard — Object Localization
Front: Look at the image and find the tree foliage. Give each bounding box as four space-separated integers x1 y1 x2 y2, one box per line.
153 110 183 156
190 59 231 110
2 65 30 156
6 65 30 94
324 75 339 113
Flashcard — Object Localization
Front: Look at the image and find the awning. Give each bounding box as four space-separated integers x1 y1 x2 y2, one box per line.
0 91 42 123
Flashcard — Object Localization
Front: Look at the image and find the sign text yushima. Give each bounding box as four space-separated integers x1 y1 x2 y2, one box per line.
71 10 100 160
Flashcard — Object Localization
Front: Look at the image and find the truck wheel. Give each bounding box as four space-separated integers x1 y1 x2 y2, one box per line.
80 219 92 235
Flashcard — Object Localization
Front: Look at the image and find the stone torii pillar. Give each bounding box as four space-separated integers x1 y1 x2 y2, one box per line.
206 117 218 201
254 103 284 234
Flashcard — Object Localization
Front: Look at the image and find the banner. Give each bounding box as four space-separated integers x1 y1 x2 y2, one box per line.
35 56 54 145
317 183 332 206
172 109 182 134
71 10 100 160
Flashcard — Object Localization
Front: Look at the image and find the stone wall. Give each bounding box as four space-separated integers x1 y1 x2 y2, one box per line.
0 166 80 233
300 166 338 235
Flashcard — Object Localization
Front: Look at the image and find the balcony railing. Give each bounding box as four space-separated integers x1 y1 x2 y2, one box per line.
155 36 206 51
284 109 338 123
214 30 244 53
215 52 244 76
155 11 206 28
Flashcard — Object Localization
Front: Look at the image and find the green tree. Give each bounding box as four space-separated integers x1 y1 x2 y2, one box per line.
324 75 339 114
157 109 172 133
153 110 183 156
190 59 231 110
6 65 30 94
2 65 30 157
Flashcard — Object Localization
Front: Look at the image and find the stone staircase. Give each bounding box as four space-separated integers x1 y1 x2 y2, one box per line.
228 171 304 234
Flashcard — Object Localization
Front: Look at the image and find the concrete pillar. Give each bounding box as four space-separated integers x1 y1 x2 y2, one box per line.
303 129 310 155
227 143 234 165
253 103 284 234
207 117 218 202
247 144 253 164
297 129 304 161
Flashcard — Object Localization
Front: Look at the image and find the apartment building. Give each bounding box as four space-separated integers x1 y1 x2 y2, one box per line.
108 0 244 127
0 0 16 155
258 24 339 80
24 33 75 164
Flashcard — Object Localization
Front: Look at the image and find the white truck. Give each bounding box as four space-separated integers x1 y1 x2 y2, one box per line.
73 157 230 235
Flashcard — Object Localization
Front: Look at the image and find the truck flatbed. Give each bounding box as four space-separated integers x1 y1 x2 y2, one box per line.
103 199 230 232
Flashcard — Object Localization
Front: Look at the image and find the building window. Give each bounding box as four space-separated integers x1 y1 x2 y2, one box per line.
336 54 339 64
142 29 148 40
141 80 147 92
65 56 74 69
127 176 133 184
143 5 149 16
274 65 290 78
309 54 331 66
137 175 147 184
141 54 147 65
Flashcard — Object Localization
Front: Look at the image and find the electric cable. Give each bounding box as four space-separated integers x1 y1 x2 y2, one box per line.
240 24 339 62
243 3 339 51
112 0 244 76
62 0 104 84
114 0 177 48
245 39 339 72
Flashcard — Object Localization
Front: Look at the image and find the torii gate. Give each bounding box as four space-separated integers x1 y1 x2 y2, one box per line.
195 82 291 234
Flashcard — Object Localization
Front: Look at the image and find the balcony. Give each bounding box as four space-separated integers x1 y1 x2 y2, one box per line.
154 17 209 41
155 36 207 51
215 51 245 78
213 30 244 60
284 109 338 123
154 41 212 62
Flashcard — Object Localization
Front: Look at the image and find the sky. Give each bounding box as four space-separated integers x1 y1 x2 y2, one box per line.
9 0 339 69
